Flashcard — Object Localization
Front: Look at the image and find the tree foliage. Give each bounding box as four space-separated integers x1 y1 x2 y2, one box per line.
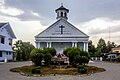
106 41 116 53
88 38 116 57
43 48 56 57
44 53 52 65
14 40 35 61
31 48 42 54
96 38 107 53
117 55 120 62
30 48 55 66
63 47 90 65
88 40 96 57
30 52 43 66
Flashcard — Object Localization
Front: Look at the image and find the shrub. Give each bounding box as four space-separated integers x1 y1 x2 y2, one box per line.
43 48 56 57
44 53 52 65
74 56 89 65
81 56 89 65
31 48 42 54
30 53 43 66
63 47 72 56
117 55 120 62
32 66 41 74
78 65 87 74
63 47 90 65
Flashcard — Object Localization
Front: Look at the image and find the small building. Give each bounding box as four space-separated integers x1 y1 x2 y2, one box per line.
0 23 16 62
107 52 119 61
112 45 120 53
35 4 89 54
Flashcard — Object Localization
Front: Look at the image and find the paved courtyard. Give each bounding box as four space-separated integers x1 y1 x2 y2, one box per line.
0 61 120 80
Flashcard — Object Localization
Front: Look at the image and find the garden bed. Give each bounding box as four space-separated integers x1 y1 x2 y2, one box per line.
10 65 105 76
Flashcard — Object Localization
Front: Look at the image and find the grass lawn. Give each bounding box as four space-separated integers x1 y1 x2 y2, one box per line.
10 65 105 76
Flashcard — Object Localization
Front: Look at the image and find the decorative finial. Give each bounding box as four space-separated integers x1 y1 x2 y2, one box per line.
61 3 63 6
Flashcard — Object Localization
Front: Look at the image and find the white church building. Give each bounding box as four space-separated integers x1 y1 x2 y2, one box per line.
35 5 89 54
0 23 16 61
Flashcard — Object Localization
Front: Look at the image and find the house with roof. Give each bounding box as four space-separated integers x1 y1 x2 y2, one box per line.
0 23 16 62
35 5 89 54
104 45 120 61
112 45 120 53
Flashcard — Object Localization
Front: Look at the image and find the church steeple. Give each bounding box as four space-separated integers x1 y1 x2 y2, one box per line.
55 3 69 20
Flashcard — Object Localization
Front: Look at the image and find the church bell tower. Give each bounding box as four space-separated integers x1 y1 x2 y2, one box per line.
55 4 69 20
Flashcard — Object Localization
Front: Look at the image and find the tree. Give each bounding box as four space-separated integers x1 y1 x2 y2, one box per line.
14 40 23 61
16 48 21 61
96 38 107 56
117 55 120 62
88 40 96 56
106 41 116 53
14 40 35 61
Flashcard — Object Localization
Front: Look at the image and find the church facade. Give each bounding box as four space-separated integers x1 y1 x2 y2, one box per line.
35 5 89 54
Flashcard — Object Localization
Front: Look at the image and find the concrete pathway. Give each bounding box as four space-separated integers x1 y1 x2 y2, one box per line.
0 61 120 80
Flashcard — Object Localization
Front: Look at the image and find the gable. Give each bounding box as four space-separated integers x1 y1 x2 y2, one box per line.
36 19 88 38
0 23 16 39
0 27 11 38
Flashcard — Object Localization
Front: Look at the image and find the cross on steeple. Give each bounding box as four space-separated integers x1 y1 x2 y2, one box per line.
61 3 63 6
59 25 65 34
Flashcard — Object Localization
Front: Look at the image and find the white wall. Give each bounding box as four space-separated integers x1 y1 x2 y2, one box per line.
77 42 84 50
52 42 71 53
0 52 13 61
0 26 13 51
0 26 13 61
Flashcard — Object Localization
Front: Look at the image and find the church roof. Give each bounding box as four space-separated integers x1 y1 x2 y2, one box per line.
35 18 89 38
55 5 69 12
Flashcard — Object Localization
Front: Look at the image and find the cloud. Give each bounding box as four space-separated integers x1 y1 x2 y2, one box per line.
0 5 23 16
0 14 47 45
15 10 42 21
0 0 120 45
76 17 120 45
80 17 120 35
1 0 120 24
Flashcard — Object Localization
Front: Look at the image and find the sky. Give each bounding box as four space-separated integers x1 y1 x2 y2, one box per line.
0 0 120 46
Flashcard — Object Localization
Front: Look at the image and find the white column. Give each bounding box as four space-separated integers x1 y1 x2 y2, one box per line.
47 42 49 48
36 42 38 48
86 42 88 52
38 42 40 48
72 42 74 47
49 42 52 48
83 42 86 51
75 42 77 47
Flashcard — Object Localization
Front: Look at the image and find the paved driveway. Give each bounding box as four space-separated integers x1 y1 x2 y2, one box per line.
0 61 120 80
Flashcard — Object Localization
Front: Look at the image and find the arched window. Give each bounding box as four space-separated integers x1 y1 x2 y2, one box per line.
64 12 67 17
61 12 63 17
57 12 59 17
